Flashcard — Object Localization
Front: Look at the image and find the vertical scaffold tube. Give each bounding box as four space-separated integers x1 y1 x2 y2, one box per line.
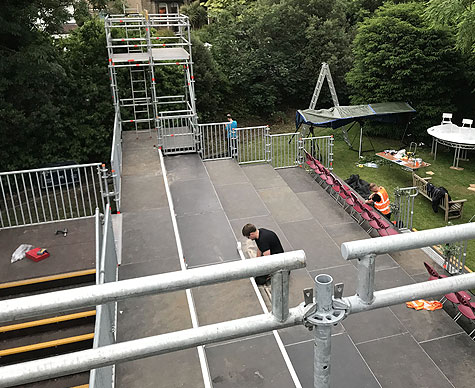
313 274 333 388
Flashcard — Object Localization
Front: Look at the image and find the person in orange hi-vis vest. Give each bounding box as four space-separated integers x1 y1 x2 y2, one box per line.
366 183 391 220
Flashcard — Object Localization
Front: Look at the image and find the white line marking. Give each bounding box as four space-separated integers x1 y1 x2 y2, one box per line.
237 244 303 388
159 149 212 388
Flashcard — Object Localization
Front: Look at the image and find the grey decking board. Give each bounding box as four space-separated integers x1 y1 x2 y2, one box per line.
357 332 453 388
121 209 178 265
176 210 240 267
206 334 295 388
286 334 381 388
214 182 269 220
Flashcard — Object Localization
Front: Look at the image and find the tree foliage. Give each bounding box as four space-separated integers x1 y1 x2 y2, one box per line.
201 0 354 118
0 1 115 171
425 0 475 54
180 1 208 29
346 2 468 140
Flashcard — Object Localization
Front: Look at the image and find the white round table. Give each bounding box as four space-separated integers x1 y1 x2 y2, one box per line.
427 124 475 168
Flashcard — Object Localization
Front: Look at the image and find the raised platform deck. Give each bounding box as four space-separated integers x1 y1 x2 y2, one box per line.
111 48 190 63
115 134 475 388
0 218 95 286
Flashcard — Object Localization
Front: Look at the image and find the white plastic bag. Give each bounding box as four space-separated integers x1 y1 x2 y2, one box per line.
11 244 33 263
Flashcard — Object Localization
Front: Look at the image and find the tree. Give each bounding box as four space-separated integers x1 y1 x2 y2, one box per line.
191 34 229 121
202 0 354 118
425 0 475 54
0 1 118 170
60 17 114 163
181 1 208 29
346 2 467 140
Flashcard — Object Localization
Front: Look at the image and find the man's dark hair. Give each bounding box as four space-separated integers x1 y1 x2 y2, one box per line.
242 223 256 237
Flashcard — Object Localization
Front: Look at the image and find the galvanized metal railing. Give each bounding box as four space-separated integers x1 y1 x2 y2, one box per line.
393 186 418 232
199 122 229 160
90 205 119 388
302 135 333 170
110 110 122 212
199 124 269 164
0 163 106 229
236 126 269 164
269 133 300 169
158 113 197 154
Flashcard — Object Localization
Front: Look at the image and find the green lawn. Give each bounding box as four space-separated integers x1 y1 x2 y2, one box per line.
269 122 475 271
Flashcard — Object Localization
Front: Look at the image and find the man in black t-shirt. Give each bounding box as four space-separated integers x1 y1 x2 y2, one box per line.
242 223 284 285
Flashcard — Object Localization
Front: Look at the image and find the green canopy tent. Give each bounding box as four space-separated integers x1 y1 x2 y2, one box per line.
295 102 416 158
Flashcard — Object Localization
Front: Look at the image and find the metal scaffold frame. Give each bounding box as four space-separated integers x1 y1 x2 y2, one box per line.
105 11 198 154
1 224 475 388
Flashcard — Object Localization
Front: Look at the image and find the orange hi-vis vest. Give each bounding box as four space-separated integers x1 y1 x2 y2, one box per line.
374 187 390 215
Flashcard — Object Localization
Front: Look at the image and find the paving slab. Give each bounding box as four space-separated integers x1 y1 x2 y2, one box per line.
116 350 205 388
342 307 408 344
193 279 263 325
121 174 168 212
119 256 181 279
297 191 353 226
164 154 209 183
122 131 157 151
389 302 464 343
323 221 368 246
357 332 453 388
205 159 249 186
420 333 475 388
214 183 269 221
206 334 294 387
121 208 178 265
122 147 161 177
259 186 313 224
177 210 239 267
242 164 288 190
374 266 415 290
285 333 381 388
277 167 321 193
390 248 432 276
279 219 346 271
170 178 221 216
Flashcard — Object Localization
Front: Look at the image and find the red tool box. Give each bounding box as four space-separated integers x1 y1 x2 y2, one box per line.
26 248 50 262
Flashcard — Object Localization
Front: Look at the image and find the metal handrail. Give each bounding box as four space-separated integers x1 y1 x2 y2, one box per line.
0 251 306 323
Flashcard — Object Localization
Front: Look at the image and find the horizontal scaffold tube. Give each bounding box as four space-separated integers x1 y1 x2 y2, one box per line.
341 223 475 260
0 251 305 324
344 272 475 314
0 307 305 388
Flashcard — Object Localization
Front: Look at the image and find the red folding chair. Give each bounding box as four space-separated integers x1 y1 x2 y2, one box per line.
454 292 475 337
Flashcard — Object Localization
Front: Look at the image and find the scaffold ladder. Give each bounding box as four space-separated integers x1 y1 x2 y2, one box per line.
125 16 152 134
309 62 339 109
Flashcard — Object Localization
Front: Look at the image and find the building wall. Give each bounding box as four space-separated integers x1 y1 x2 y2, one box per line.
125 0 183 14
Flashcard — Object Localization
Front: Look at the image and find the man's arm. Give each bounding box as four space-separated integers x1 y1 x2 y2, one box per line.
262 250 271 256
257 248 262 257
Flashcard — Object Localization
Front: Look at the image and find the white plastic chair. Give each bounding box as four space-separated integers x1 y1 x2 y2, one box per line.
462 118 473 128
441 113 452 125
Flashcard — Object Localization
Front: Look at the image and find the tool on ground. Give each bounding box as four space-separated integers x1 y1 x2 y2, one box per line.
55 228 68 237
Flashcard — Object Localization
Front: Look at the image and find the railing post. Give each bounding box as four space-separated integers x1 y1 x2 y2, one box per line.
265 126 271 163
271 270 289 321
329 135 334 171
298 137 304 167
356 254 376 304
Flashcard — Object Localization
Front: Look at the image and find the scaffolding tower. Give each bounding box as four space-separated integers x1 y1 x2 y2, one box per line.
105 11 198 154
